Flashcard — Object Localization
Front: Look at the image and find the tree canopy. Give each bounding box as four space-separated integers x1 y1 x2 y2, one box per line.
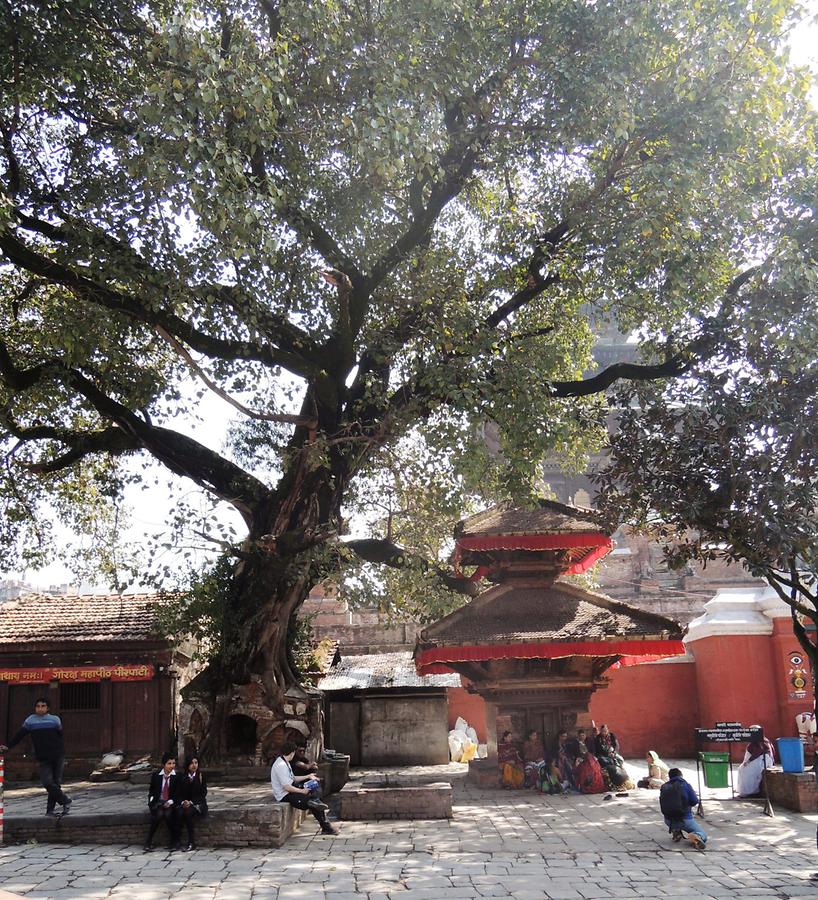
595 165 818 664
1 0 815 688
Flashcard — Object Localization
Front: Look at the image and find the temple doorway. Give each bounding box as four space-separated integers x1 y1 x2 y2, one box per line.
506 708 561 751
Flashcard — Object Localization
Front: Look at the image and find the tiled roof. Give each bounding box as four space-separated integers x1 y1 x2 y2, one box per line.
317 651 461 691
419 581 683 646
455 499 606 538
0 592 165 645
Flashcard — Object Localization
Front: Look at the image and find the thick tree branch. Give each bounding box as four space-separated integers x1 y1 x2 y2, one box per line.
0 226 319 378
344 538 480 598
0 343 272 524
62 368 272 524
550 356 692 398
154 326 317 427
13 209 323 367
10 425 140 474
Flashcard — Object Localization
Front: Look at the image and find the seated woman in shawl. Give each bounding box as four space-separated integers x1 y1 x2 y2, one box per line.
498 731 525 788
574 750 607 794
638 751 670 789
736 731 775 797
576 728 590 756
522 729 547 790
594 724 622 762
553 730 576 790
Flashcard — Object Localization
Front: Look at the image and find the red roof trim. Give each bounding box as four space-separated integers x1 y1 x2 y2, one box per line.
564 542 613 575
457 532 610 551
457 533 613 577
415 639 685 674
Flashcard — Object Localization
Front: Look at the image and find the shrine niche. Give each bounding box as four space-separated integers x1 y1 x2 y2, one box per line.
415 500 684 784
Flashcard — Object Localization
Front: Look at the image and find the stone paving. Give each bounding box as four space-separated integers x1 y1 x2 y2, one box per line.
2 761 818 899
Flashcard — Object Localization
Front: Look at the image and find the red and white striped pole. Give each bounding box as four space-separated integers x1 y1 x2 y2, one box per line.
0 752 4 845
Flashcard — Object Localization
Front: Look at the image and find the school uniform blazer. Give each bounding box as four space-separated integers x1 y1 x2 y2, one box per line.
148 771 181 810
178 772 208 814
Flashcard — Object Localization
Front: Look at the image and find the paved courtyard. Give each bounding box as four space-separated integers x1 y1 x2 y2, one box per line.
2 762 818 899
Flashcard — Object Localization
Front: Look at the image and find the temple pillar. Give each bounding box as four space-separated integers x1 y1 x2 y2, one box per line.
484 699 499 762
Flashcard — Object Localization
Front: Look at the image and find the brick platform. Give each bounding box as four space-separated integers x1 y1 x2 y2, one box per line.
3 802 307 848
467 758 500 788
763 767 818 812
339 776 452 820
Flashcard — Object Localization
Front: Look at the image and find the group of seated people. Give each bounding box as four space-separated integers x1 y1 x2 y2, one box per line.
498 723 634 794
144 753 208 852
144 738 336 852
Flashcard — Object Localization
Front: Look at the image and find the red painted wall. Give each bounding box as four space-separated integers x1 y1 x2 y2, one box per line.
770 618 815 739
447 683 488 741
589 661 700 758
689 633 784 761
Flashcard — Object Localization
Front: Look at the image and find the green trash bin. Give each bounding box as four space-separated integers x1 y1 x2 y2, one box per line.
699 751 729 788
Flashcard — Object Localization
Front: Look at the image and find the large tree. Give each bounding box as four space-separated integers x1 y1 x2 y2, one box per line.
1 0 814 710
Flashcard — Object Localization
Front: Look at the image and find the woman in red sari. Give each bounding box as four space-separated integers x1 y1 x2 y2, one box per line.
574 750 607 794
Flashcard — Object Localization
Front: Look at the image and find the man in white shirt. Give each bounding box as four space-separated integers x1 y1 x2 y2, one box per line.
271 740 338 835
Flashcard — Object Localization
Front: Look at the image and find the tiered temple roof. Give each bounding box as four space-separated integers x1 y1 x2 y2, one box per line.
416 500 684 675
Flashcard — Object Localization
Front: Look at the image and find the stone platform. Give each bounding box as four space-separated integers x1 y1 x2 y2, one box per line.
339 775 452 820
4 803 307 849
764 766 818 812
0 780 310 848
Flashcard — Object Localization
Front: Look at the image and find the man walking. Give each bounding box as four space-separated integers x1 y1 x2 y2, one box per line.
660 767 707 850
0 697 72 817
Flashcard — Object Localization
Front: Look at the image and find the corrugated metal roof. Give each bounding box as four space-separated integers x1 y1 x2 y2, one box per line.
317 650 460 691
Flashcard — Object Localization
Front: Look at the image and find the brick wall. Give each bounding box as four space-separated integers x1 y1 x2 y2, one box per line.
4 804 308 848
764 769 818 813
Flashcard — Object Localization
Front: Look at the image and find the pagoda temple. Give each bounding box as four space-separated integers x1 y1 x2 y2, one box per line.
414 500 685 782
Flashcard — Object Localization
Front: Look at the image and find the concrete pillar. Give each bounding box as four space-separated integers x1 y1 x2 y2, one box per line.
685 587 789 759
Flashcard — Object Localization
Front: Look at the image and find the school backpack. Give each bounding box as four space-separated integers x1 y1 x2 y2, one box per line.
659 779 687 818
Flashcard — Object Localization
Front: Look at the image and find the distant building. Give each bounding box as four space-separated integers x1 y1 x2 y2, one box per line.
0 592 196 778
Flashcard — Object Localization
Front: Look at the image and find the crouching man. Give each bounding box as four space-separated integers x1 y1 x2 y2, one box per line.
271 740 338 835
660 767 708 850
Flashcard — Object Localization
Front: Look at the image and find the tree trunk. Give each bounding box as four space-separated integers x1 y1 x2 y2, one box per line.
186 448 347 762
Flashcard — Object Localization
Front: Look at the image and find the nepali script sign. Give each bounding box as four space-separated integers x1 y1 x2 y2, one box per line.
695 722 763 743
0 664 155 683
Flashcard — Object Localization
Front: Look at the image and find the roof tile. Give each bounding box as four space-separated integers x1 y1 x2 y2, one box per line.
420 581 683 646
456 499 605 539
0 593 164 645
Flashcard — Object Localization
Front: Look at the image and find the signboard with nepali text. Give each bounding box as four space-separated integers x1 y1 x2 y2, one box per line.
695 722 763 743
0 664 155 683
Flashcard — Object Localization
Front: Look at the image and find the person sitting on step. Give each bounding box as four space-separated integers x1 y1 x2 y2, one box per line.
178 755 208 851
270 740 338 835
144 752 181 852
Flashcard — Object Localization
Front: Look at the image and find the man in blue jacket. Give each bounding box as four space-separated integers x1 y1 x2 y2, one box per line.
0 697 72 816
660 767 707 850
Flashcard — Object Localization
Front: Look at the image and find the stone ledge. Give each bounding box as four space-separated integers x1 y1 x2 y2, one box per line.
764 767 817 813
3 803 307 848
339 779 452 820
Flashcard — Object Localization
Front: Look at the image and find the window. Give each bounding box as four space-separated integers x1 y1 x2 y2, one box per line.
59 682 101 711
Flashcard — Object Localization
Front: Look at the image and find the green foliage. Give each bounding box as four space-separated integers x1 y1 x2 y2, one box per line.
0 0 815 631
595 179 818 656
286 610 319 679
154 554 235 662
